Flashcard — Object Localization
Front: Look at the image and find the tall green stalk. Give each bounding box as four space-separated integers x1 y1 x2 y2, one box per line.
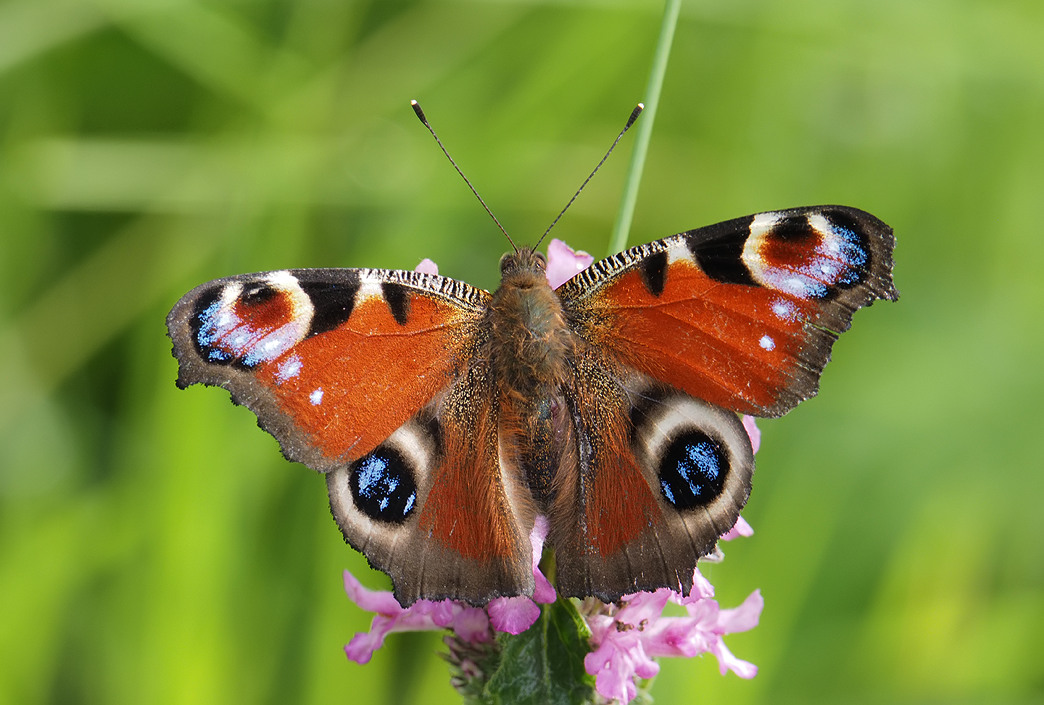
608 0 681 255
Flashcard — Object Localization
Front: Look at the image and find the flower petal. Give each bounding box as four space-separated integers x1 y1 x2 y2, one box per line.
415 258 439 275
716 589 763 634
678 568 715 603
741 415 761 454
450 606 492 643
546 238 594 289
585 630 660 704
343 570 402 615
344 613 405 664
488 596 541 635
711 639 759 679
618 587 673 626
721 515 754 541
530 516 557 604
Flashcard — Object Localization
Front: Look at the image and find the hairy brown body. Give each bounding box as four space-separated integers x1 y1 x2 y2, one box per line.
488 250 574 508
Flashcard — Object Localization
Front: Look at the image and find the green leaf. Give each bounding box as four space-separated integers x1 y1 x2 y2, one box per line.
483 599 596 705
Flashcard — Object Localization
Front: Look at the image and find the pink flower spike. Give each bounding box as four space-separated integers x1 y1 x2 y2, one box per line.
586 567 762 701
415 258 439 275
741 415 761 454
545 238 594 289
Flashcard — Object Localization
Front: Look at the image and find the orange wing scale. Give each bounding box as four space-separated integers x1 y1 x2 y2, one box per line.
583 451 660 557
419 403 523 560
595 263 813 415
254 294 470 461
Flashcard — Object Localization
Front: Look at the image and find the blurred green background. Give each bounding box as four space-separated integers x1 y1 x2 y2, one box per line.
1 0 1041 703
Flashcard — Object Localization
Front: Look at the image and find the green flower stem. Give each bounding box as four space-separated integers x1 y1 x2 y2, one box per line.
608 0 681 256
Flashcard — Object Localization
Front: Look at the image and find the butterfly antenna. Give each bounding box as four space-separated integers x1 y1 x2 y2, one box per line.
411 100 518 252
533 103 643 251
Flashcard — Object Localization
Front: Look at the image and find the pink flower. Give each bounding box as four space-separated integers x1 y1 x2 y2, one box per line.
721 514 754 542
415 258 439 275
742 414 761 453
546 238 594 289
584 569 764 703
342 572 491 664
486 516 557 634
342 517 556 662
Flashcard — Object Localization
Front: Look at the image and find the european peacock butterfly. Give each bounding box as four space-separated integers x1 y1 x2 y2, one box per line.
166 105 897 606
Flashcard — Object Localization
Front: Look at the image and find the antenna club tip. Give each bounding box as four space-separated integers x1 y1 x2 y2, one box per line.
411 100 426 122
625 103 644 129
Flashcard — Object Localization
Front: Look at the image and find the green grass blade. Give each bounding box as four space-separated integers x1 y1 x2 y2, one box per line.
607 0 681 255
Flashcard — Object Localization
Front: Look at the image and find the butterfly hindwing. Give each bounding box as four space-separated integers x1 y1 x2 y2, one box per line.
326 362 535 606
558 205 898 417
549 348 755 601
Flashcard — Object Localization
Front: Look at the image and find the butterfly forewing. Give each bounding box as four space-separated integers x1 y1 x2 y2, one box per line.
167 267 488 471
558 205 898 418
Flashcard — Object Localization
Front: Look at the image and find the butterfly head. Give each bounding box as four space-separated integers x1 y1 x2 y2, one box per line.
498 248 548 287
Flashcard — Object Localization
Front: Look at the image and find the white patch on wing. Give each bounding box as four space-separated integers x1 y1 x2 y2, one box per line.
276 353 303 383
385 420 437 482
771 298 798 321
806 213 835 242
741 212 782 288
665 238 692 265
356 277 385 302
310 387 324 405
239 271 316 366
759 335 775 351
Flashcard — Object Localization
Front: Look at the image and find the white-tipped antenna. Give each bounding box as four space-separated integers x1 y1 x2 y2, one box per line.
411 100 518 252
533 103 644 251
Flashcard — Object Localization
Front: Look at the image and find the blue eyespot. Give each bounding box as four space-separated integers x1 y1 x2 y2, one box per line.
350 447 417 524
832 224 869 285
659 430 728 510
